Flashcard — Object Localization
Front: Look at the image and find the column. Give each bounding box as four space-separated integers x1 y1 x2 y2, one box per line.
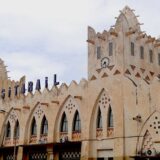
47 147 54 160
81 141 90 160
17 146 23 160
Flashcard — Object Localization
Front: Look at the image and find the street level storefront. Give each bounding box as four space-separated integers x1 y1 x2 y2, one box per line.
0 146 18 160
0 142 81 160
54 142 81 160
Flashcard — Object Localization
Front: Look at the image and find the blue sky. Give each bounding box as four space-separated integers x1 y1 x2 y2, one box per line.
0 0 160 87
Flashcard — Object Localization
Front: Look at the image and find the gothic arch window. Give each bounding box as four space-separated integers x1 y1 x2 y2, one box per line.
73 111 81 132
131 42 134 56
96 46 101 59
149 49 153 63
60 112 68 132
140 46 144 59
108 106 113 128
41 116 48 135
97 108 102 129
31 117 37 136
109 42 113 56
6 121 11 138
14 120 20 138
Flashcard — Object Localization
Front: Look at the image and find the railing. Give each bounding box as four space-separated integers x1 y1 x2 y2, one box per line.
39 134 48 143
107 127 114 137
96 128 103 138
59 132 68 142
13 137 19 145
3 137 19 146
4 137 11 146
72 131 81 141
30 135 37 143
60 132 68 138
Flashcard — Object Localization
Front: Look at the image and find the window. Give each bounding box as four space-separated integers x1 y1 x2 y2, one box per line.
108 106 113 128
31 117 37 136
6 121 11 138
60 112 68 132
97 108 102 129
158 53 160 65
73 111 81 132
14 120 20 138
149 50 153 63
131 42 134 56
140 46 144 59
41 116 48 135
109 42 113 56
96 46 101 59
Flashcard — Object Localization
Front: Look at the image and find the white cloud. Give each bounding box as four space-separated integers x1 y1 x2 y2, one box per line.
0 51 66 80
0 0 159 86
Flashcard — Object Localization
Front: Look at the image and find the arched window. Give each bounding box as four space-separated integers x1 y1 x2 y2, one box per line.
6 121 11 138
131 42 134 56
41 116 48 135
108 106 113 128
140 46 144 59
60 112 68 132
97 108 102 129
31 117 37 136
73 111 81 132
14 120 20 138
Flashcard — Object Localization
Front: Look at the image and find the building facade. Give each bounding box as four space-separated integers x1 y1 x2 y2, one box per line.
0 6 160 160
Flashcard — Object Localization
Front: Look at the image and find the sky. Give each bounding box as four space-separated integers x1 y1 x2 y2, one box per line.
0 0 160 88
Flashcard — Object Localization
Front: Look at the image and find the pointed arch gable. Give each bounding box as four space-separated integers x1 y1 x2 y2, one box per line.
0 107 14 146
140 130 156 156
89 88 112 138
2 109 21 145
90 88 105 119
60 95 81 115
55 95 72 121
54 95 81 140
24 102 40 142
136 110 160 155
24 101 49 144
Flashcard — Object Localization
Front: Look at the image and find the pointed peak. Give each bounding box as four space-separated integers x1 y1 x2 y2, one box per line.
122 5 133 12
79 78 88 88
115 6 141 32
69 80 78 88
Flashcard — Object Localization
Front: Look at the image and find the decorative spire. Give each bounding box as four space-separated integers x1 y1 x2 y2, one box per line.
115 6 141 32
